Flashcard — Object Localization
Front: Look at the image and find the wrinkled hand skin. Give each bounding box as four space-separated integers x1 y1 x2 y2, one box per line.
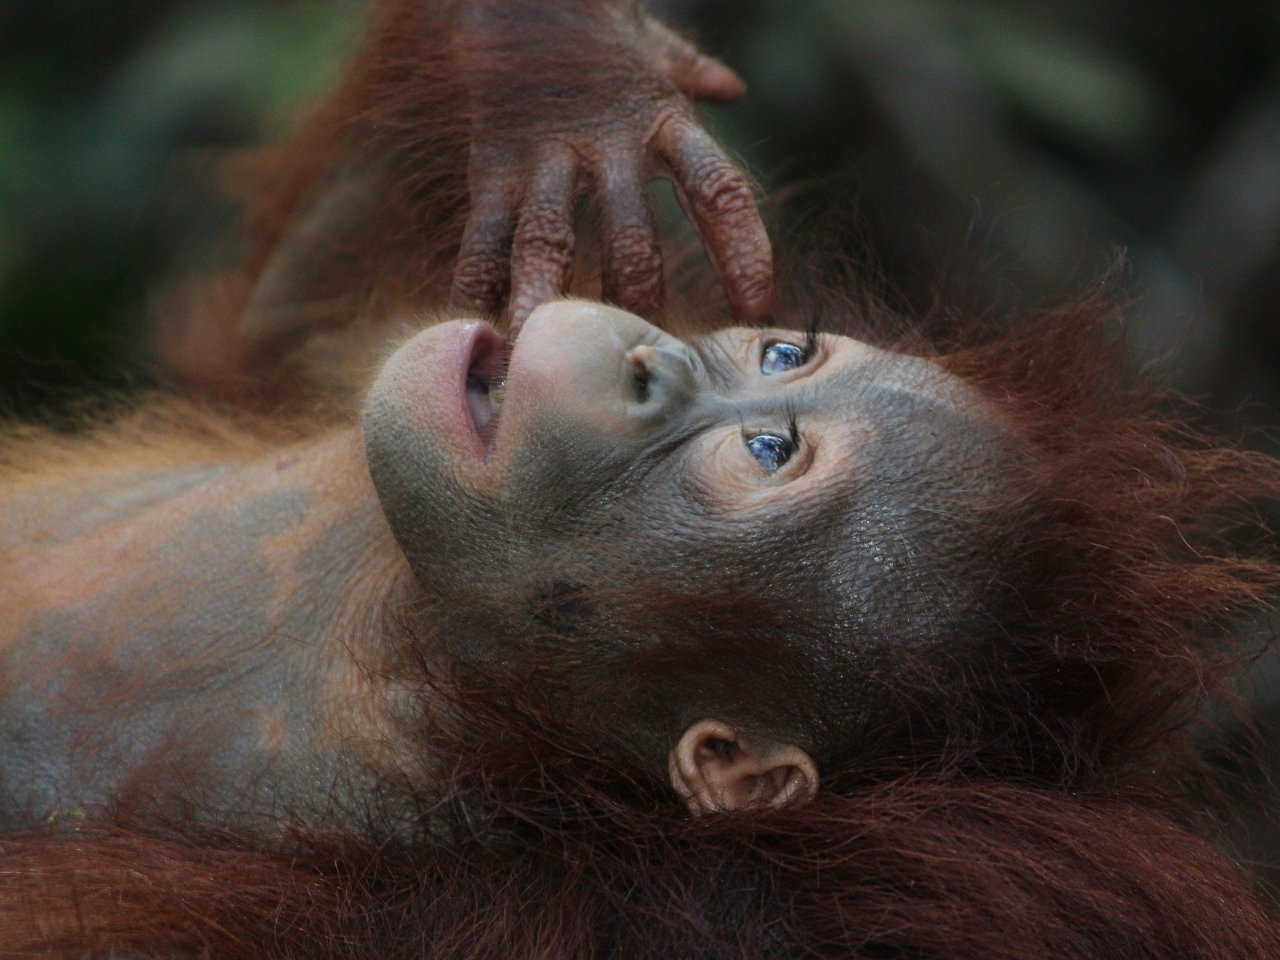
448 0 775 335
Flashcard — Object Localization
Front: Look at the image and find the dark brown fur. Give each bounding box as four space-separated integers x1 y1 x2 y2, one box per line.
5 690 1280 960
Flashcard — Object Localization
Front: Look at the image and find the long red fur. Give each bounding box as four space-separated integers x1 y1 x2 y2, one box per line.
4 698 1280 959
161 0 634 395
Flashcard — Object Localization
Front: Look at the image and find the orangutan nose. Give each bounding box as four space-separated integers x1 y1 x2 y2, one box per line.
626 343 699 420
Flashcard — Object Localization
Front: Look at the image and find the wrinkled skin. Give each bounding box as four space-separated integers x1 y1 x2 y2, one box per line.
171 0 776 397
449 0 774 332
366 301 1017 755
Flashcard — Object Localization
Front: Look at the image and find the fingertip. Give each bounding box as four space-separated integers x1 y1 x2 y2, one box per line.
450 260 502 316
505 279 544 341
722 222 776 322
506 144 578 335
603 226 664 319
728 268 776 323
689 57 746 104
505 279 552 339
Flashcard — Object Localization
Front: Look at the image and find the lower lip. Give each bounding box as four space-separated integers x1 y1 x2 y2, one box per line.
457 322 508 458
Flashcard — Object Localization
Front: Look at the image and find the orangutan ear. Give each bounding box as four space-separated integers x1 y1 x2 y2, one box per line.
667 719 819 815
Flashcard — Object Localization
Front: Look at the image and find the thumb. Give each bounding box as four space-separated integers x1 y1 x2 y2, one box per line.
646 19 746 103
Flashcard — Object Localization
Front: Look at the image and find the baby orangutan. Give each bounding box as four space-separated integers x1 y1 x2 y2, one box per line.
3 1 1280 958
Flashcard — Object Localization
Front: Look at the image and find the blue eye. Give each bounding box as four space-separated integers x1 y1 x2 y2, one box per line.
761 341 807 375
746 433 793 473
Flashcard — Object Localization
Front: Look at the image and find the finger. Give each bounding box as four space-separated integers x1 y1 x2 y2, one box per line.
645 19 745 104
451 172 520 316
508 142 579 337
597 158 664 318
654 116 774 321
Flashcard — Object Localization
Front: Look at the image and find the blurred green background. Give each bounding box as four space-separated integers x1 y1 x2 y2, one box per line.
686 0 1280 421
2 0 1278 417
0 0 358 407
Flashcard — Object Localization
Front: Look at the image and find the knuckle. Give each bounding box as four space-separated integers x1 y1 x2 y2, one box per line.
689 162 757 223
727 260 774 311
452 256 504 307
514 202 575 269
647 105 691 148
606 226 663 290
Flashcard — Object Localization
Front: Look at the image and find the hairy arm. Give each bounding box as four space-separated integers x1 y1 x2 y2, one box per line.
450 0 774 334
167 0 772 393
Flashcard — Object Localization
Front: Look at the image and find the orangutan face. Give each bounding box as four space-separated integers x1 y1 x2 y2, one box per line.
364 301 1013 682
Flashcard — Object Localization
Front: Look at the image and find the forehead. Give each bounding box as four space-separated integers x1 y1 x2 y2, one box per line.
513 323 1019 654
693 327 1004 498
682 327 1015 589
696 326 978 413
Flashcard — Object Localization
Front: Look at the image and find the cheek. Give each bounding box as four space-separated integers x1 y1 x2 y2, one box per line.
683 430 795 509
685 432 754 502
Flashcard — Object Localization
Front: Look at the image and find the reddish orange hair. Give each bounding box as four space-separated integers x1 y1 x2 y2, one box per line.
4 685 1279 959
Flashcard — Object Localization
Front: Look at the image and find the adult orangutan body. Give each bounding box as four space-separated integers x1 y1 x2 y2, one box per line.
3 1 1280 957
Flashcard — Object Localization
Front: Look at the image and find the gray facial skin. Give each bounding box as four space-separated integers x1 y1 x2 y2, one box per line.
364 301 1018 758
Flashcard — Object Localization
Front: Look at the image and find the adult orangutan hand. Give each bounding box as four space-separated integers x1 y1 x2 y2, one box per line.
448 0 775 336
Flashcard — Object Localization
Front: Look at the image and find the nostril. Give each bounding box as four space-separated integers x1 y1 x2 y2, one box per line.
628 346 654 402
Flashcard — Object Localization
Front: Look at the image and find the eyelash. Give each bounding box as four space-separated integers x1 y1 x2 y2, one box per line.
760 328 819 375
742 412 801 474
747 323 814 473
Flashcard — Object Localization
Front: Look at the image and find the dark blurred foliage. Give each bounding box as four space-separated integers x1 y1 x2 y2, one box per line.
3 0 1279 414
5 0 1280 881
665 0 1280 422
0 0 357 410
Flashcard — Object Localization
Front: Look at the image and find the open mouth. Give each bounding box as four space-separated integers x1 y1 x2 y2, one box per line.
463 325 510 455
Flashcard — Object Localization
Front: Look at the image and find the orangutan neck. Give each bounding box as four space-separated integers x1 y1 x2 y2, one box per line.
0 428 426 839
